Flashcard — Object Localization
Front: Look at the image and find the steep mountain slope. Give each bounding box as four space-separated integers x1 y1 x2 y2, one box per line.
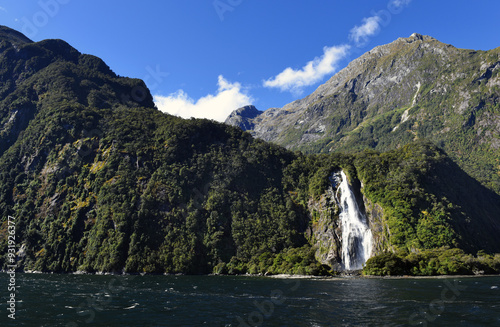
226 34 500 194
0 26 499 275
224 105 262 130
0 25 312 274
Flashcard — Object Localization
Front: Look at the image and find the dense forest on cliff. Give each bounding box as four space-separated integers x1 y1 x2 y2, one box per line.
1 26 499 276
226 34 500 197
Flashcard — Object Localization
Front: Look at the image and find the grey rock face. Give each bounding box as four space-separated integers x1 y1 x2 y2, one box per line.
309 171 388 270
227 34 453 144
225 33 500 193
224 105 262 131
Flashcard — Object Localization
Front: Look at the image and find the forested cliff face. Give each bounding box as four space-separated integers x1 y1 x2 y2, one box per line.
226 33 500 195
1 26 499 276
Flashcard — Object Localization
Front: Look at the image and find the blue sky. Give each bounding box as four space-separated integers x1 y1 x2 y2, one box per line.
1 1 500 121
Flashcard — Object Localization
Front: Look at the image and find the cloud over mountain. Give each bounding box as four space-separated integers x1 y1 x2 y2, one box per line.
155 75 253 122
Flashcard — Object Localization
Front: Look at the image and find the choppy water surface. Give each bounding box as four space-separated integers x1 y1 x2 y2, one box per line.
1 273 499 326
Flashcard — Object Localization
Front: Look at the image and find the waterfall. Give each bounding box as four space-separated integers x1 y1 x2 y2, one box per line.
332 171 373 270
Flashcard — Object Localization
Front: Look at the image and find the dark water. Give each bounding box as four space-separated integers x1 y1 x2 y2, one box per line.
1 273 499 326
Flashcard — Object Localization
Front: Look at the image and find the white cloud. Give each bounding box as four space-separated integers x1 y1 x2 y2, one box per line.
349 0 411 47
263 45 350 94
258 0 413 95
349 16 382 47
390 0 412 8
154 75 254 122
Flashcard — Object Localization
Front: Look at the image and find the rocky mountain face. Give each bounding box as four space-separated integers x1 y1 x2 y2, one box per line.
307 170 386 271
0 25 312 274
0 26 154 159
224 105 262 131
1 26 499 275
226 34 500 194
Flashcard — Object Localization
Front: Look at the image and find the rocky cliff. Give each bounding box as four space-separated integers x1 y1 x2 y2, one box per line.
1 26 500 275
224 105 262 131
227 34 500 194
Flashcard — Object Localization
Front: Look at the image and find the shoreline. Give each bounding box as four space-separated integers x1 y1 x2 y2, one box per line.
264 273 500 280
1 270 499 279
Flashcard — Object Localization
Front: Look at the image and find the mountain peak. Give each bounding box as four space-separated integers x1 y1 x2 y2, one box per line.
1 26 500 277
225 34 500 196
409 32 425 41
403 33 439 44
225 105 262 130
0 25 33 45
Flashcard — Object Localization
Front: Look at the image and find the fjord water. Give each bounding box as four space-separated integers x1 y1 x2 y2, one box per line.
1 273 499 326
334 171 373 270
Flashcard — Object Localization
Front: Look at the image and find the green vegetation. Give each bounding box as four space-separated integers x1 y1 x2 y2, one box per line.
242 36 500 197
364 248 500 276
217 246 332 276
0 26 499 276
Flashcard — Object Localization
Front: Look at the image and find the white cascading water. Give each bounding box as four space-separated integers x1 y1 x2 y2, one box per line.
333 171 373 270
